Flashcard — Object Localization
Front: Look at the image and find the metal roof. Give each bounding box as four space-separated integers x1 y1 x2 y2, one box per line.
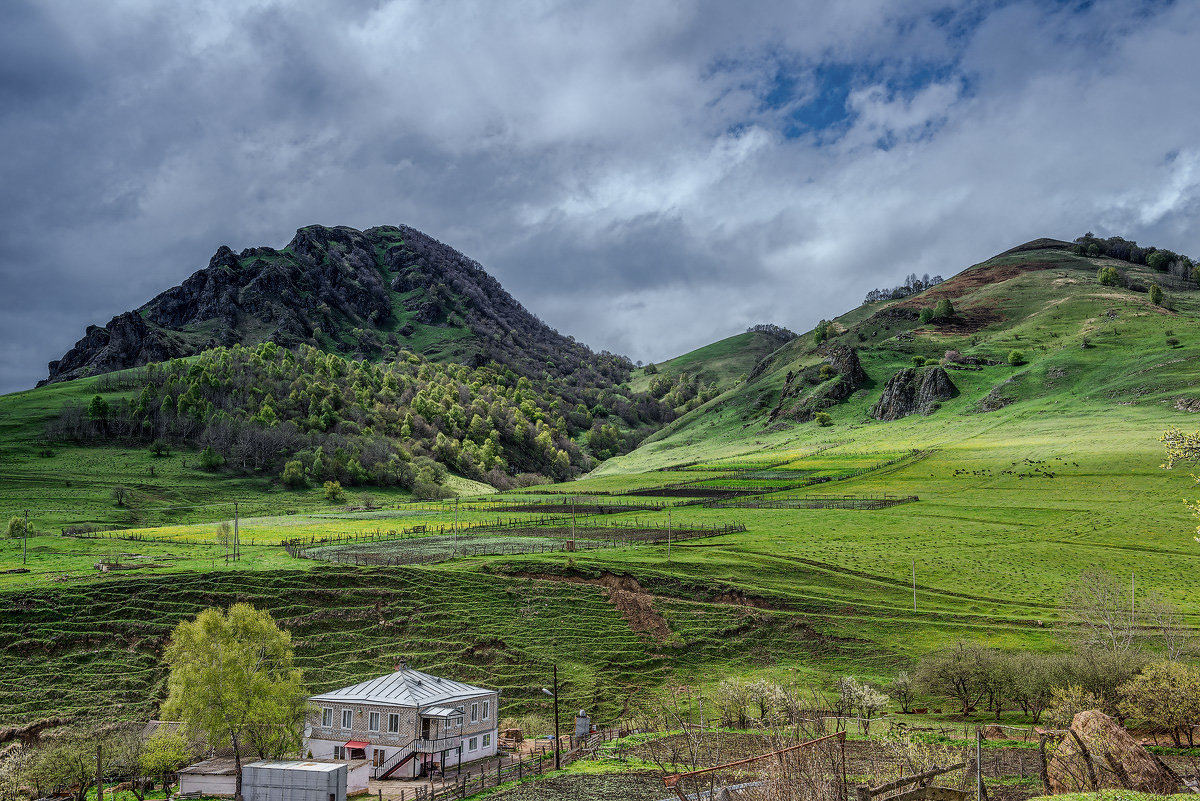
421 705 464 718
310 665 493 709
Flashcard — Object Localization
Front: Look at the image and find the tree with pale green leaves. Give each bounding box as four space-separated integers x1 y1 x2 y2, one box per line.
162 604 306 800
139 728 194 798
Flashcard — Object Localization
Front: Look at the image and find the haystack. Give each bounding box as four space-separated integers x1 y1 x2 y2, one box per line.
1047 710 1176 793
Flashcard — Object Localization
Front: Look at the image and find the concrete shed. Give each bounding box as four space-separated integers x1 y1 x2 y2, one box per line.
244 759 347 801
177 757 237 797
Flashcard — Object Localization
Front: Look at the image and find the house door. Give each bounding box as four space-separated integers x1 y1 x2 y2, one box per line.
421 718 432 740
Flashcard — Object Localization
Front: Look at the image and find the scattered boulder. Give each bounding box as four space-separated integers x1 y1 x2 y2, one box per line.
870 367 957 420
1048 710 1177 794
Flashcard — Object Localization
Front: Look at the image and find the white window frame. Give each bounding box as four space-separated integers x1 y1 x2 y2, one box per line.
470 702 478 723
483 733 491 748
342 709 353 729
468 736 478 751
483 700 490 721
388 713 400 734
334 745 346 760
454 716 463 728
322 708 333 728
369 711 380 732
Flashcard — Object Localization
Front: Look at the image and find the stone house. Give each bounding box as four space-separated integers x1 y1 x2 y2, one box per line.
303 661 499 779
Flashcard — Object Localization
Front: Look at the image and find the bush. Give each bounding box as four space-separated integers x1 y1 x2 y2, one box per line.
323 480 345 503
1150 283 1164 305
198 446 223 471
281 460 305 488
149 438 171 457
1167 337 1181 348
933 298 955 319
1008 350 1026 366
912 356 926 367
819 364 835 381
1097 266 1120 286
918 308 934 324
815 412 833 427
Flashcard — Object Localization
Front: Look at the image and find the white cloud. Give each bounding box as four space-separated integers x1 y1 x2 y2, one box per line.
4 0 1200 389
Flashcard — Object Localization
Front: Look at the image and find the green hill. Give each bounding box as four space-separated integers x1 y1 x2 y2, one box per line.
5 236 1200 728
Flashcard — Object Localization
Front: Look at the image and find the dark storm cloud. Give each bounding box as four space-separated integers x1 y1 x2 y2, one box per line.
3 0 1200 393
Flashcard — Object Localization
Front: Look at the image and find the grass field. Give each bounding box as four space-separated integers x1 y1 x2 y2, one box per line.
3 245 1200 728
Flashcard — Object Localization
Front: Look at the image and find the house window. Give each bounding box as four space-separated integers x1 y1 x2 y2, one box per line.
483 733 491 748
483 700 490 721
453 716 462 728
388 713 400 734
373 748 385 767
468 737 478 752
470 703 478 723
342 709 353 729
334 746 346 760
369 711 380 732
322 708 333 728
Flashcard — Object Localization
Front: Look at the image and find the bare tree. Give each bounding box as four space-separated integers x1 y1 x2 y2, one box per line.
1141 591 1190 660
1062 569 1136 652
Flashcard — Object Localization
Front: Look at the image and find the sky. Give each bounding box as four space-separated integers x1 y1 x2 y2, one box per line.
2 0 1200 394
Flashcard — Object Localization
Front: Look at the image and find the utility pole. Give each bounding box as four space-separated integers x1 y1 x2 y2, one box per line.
667 509 672 561
233 500 240 561
553 664 560 770
976 727 984 801
96 742 104 801
454 498 459 551
912 559 917 612
23 509 28 565
571 497 576 550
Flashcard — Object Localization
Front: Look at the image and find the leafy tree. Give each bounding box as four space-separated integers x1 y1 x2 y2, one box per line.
323 480 345 503
6 516 25 539
643 362 658 375
933 298 955 319
815 411 833 427
149 438 171 457
1097 266 1120 286
1007 349 1026 366
280 460 305 488
1149 283 1164 305
1119 660 1200 746
112 485 130 506
918 307 934 324
1046 684 1101 727
813 319 834 345
87 394 110 422
162 604 306 800
140 728 194 797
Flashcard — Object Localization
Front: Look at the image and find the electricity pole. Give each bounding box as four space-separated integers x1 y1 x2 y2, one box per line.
667 509 672 561
23 509 28 565
912 559 917 612
233 500 240 561
553 664 560 770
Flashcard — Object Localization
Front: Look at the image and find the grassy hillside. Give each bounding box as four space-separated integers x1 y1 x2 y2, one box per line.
4 241 1200 728
627 329 792 395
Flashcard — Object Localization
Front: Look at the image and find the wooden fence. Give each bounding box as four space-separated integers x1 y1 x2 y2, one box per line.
709 494 919 510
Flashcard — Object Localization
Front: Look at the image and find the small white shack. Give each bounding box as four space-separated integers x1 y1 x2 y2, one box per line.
244 760 347 801
177 757 237 796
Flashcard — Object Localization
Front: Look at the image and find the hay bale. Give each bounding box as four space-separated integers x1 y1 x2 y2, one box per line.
1048 710 1177 793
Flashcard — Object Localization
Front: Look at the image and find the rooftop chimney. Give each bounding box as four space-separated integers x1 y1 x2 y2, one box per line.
395 659 408 671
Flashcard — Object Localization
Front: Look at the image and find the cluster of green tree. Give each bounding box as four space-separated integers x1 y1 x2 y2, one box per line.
863 272 945 304
48 341 677 492
646 372 721 413
1075 233 1198 281
1098 265 1167 304
917 298 955 324
745 323 799 341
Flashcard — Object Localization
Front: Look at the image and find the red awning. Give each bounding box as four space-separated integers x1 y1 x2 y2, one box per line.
345 741 370 749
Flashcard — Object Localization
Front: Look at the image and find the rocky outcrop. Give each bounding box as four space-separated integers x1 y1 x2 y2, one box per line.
769 345 869 422
870 366 957 420
1048 710 1177 794
43 224 626 386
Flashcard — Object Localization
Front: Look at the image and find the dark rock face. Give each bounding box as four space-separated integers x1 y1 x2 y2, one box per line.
870 366 958 420
768 344 869 422
43 224 624 386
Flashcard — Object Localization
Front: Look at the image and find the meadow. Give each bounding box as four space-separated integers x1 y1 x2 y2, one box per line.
3 245 1200 729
